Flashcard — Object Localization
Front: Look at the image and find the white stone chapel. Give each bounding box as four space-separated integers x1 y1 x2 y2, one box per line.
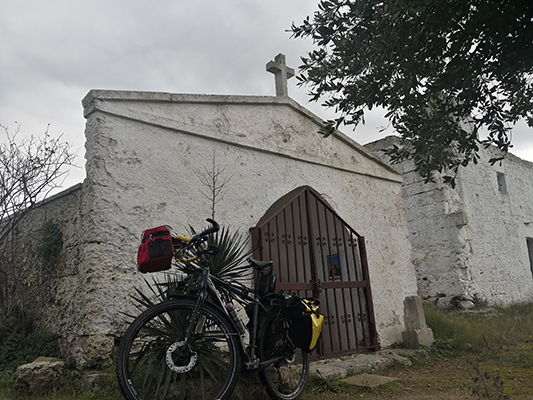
5 55 423 366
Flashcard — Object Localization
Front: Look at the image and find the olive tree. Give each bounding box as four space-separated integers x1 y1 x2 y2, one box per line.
292 0 533 184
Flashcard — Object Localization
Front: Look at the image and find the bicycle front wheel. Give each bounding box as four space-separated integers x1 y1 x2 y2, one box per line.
258 310 310 400
117 297 241 400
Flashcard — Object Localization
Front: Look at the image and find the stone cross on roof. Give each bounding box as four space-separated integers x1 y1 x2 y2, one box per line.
266 53 294 97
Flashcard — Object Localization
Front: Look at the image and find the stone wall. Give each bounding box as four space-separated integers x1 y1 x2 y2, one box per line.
366 136 533 305
457 146 533 304
0 184 99 362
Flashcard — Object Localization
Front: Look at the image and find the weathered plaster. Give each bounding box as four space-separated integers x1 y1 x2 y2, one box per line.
366 136 533 305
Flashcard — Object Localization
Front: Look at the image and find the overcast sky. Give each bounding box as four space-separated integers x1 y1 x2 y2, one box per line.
2 0 532 190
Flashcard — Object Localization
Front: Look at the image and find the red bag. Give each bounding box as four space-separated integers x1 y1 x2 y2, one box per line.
137 225 174 273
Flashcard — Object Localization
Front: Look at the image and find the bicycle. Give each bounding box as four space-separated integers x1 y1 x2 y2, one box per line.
116 218 323 400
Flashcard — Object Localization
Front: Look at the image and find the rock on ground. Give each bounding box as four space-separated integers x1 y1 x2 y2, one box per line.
16 359 65 393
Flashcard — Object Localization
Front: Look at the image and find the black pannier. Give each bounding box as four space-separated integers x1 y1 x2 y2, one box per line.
283 295 324 353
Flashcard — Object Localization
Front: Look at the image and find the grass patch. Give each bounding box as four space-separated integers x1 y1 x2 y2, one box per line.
302 376 404 400
305 372 352 394
0 390 123 400
495 342 533 369
300 302 533 399
0 367 123 400
424 302 533 358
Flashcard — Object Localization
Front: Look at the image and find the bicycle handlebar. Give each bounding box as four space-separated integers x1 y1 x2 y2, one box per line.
196 218 219 238
174 219 220 263
175 234 193 242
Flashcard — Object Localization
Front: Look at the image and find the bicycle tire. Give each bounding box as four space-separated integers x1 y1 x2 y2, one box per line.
117 297 241 400
258 307 310 400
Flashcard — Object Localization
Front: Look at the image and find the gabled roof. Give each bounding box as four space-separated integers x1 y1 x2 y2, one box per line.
82 90 402 183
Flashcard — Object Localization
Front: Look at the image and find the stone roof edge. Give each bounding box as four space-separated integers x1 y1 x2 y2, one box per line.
11 183 84 218
82 89 299 115
39 183 83 207
367 134 533 170
82 89 401 177
486 143 533 169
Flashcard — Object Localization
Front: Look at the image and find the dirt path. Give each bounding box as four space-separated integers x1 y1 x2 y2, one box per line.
302 345 533 399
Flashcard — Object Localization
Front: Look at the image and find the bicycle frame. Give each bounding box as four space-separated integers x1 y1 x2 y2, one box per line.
118 218 313 400
174 231 287 371
210 267 290 370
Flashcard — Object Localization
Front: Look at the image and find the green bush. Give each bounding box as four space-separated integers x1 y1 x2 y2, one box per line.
0 308 60 371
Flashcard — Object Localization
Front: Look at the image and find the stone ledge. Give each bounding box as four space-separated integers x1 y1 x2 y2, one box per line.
309 349 427 380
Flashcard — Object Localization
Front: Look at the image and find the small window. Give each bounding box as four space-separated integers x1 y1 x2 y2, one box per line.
527 238 533 278
497 172 508 194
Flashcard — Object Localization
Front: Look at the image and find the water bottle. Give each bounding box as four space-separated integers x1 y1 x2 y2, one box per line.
225 303 246 335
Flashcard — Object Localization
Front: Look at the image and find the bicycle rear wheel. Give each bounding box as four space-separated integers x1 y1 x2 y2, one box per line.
117 297 241 400
258 309 310 400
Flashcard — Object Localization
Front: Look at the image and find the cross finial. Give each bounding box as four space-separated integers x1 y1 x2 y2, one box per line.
266 53 294 97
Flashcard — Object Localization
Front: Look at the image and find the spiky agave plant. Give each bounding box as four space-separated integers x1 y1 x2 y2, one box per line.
177 224 256 294
126 275 190 317
204 226 254 282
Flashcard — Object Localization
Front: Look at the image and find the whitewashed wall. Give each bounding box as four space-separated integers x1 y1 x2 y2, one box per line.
366 136 533 305
78 90 418 362
457 146 533 304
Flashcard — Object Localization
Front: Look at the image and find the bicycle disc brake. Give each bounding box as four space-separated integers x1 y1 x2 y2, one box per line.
284 352 295 364
166 341 198 373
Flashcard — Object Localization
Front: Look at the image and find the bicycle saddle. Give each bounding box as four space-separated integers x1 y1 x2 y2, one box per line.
248 258 273 270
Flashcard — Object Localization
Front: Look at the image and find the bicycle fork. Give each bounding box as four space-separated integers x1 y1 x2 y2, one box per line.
181 268 211 354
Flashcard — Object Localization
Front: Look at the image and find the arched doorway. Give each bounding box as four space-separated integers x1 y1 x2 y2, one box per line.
250 186 378 357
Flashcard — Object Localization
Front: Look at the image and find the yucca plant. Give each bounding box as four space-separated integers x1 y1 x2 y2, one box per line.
202 226 255 281
125 275 190 318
